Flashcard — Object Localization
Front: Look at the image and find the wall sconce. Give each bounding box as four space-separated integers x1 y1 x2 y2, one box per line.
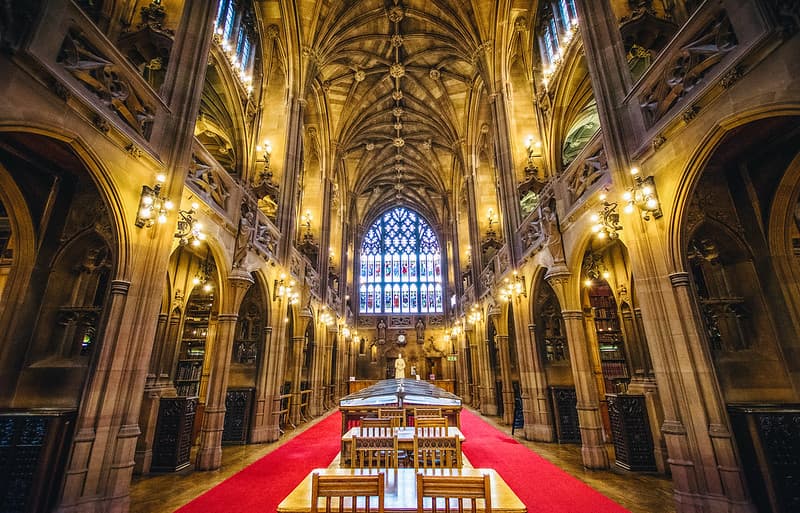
340 325 351 338
524 135 542 173
583 252 610 288
192 249 214 293
590 192 622 240
499 271 527 302
622 168 662 220
256 140 272 171
273 273 299 304
467 304 482 324
175 202 206 247
135 174 173 228
320 307 334 326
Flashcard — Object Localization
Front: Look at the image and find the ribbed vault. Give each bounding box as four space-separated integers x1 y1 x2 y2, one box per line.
299 0 487 225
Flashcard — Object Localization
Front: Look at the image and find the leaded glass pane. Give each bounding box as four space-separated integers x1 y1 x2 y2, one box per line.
359 207 443 313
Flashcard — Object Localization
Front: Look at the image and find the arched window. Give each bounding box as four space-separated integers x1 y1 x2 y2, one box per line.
538 0 578 68
359 207 443 314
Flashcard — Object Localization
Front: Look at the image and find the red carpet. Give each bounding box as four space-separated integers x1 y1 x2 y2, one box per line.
175 411 342 513
460 409 630 513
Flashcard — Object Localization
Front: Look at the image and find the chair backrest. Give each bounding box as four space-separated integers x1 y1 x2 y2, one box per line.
412 435 462 469
414 416 447 428
311 472 385 513
413 407 442 420
360 417 393 429
416 473 492 513
378 408 405 427
351 435 399 469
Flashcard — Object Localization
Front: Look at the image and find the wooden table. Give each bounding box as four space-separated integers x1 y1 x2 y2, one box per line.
277 468 527 512
340 427 465 467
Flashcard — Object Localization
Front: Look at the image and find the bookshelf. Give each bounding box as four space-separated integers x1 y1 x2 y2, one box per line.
174 292 213 397
588 283 629 390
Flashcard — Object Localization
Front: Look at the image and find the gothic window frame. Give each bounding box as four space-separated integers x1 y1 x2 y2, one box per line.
358 207 444 315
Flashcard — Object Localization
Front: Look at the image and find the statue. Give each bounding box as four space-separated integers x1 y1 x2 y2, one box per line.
233 207 255 268
415 318 425 342
377 318 386 342
394 353 406 379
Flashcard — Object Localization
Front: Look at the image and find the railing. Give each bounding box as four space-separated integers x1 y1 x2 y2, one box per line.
624 0 772 152
28 1 168 148
299 389 312 422
273 393 293 434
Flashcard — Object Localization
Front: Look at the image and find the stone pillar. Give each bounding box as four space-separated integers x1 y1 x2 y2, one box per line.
196 270 253 470
457 331 472 403
666 272 754 512
561 309 609 469
479 331 498 416
494 334 515 425
249 326 272 442
289 335 306 426
524 323 555 442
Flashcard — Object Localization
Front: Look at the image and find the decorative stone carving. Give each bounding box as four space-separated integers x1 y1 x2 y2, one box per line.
188 157 230 211
652 134 666 150
639 13 737 125
233 203 255 269
720 65 744 89
567 149 607 201
354 70 365 82
389 63 406 78
429 69 441 80
58 30 156 138
682 105 700 123
387 5 406 22
392 90 404 100
390 34 404 47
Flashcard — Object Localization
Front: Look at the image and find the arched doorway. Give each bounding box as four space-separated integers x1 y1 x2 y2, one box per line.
681 115 800 513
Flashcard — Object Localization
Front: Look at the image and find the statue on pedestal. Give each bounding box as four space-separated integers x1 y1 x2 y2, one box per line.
394 353 406 379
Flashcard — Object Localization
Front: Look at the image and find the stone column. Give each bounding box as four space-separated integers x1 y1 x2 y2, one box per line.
561 309 609 469
524 323 555 441
249 326 272 442
479 328 497 416
289 335 306 426
196 270 253 470
667 272 754 512
494 334 515 425
457 331 471 403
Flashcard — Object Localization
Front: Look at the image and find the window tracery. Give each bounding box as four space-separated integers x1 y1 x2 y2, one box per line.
359 207 443 314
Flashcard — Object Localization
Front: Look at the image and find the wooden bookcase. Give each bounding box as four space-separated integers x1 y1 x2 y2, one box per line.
588 283 629 391
174 292 212 397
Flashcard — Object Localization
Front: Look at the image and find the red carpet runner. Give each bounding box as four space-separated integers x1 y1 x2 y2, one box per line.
175 411 342 513
460 409 630 513
176 409 630 512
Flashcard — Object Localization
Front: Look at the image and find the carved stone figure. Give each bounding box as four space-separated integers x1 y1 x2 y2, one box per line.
233 207 255 268
394 353 406 379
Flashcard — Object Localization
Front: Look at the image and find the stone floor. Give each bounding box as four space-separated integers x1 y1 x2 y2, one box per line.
129 410 676 513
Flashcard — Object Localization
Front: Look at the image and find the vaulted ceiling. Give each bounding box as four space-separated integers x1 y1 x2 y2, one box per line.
288 0 528 227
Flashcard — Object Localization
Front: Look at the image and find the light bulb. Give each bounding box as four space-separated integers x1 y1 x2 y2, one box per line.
157 212 168 224
584 279 592 287
624 203 634 214
164 200 174 211
602 271 610 279
597 231 607 239
191 202 200 211
203 283 213 292
630 167 639 176
590 213 599 223
156 174 166 183
591 224 601 233
642 185 653 196
142 195 154 206
646 197 659 210
192 239 201 247
139 207 152 218
192 276 200 285
622 191 632 201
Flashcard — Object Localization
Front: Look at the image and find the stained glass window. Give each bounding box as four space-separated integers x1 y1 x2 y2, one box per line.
359 207 443 314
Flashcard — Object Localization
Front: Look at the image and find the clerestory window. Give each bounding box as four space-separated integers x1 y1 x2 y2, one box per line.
359 207 443 314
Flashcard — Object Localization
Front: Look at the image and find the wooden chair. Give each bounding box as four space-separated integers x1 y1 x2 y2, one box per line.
378 408 405 427
412 435 462 469
416 473 492 513
351 435 399 469
311 472 385 513
414 416 447 428
413 408 442 426
360 417 393 429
